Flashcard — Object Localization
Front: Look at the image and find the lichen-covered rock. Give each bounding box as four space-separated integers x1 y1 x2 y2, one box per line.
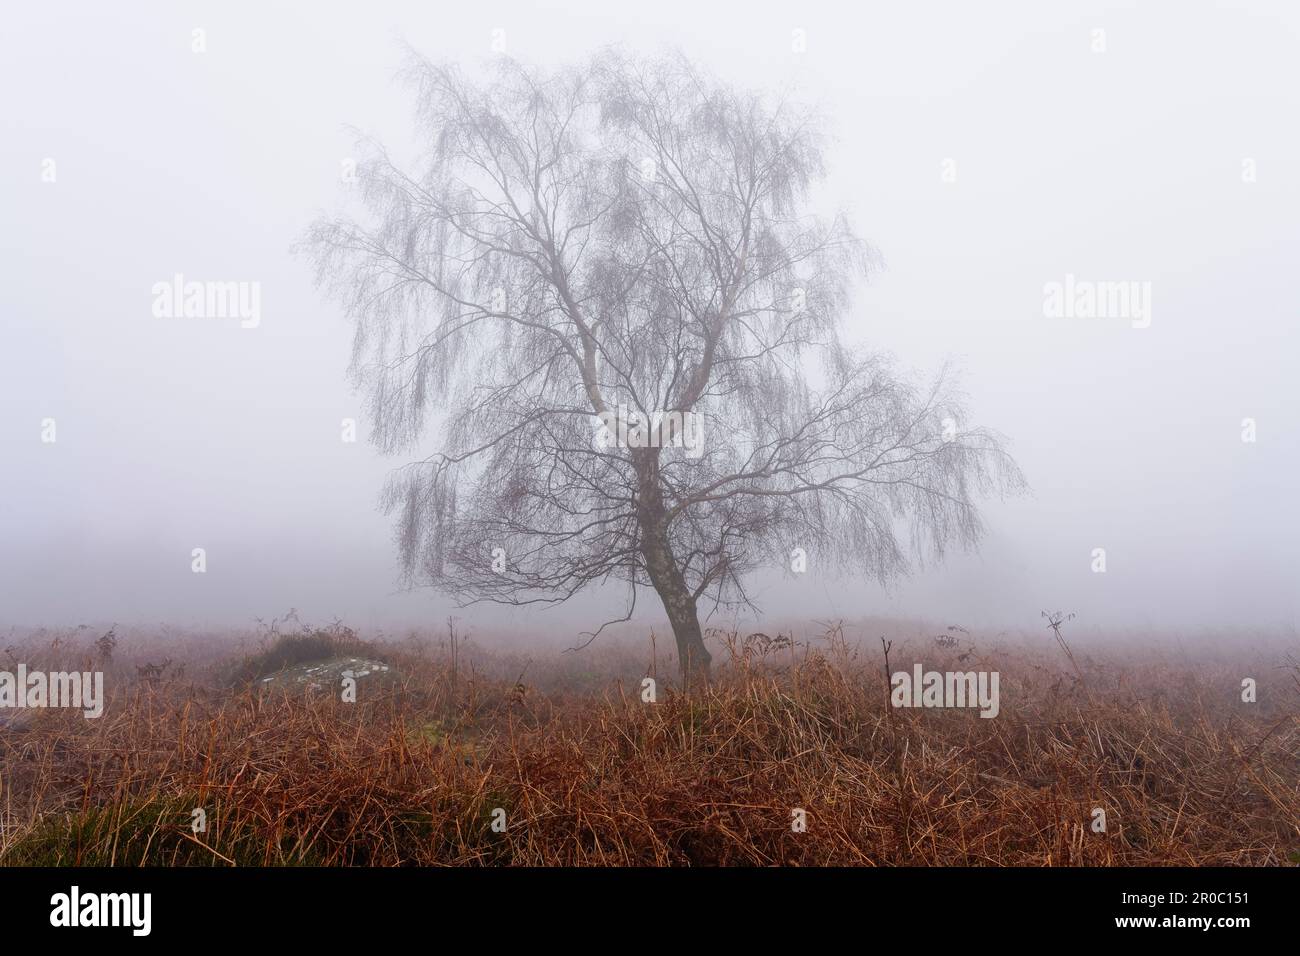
255 656 397 695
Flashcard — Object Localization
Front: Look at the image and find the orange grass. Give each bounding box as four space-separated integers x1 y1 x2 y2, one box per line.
0 623 1296 865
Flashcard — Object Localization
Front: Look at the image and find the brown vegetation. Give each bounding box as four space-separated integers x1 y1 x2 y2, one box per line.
0 621 1296 865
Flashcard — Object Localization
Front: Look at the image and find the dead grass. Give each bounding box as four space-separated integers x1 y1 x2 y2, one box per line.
0 622 1296 865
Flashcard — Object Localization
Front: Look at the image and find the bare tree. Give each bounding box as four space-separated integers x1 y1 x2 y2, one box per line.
304 49 1025 684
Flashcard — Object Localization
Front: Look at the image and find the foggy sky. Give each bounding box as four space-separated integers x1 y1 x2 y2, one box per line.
2 1 1297 636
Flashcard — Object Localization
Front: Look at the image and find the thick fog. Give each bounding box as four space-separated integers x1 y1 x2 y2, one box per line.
2 1 1297 636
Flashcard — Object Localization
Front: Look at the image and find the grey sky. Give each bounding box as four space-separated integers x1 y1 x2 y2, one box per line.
2 1 1297 635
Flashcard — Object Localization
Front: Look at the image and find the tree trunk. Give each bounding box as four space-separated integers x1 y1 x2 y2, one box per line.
633 449 711 687
645 531 711 686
